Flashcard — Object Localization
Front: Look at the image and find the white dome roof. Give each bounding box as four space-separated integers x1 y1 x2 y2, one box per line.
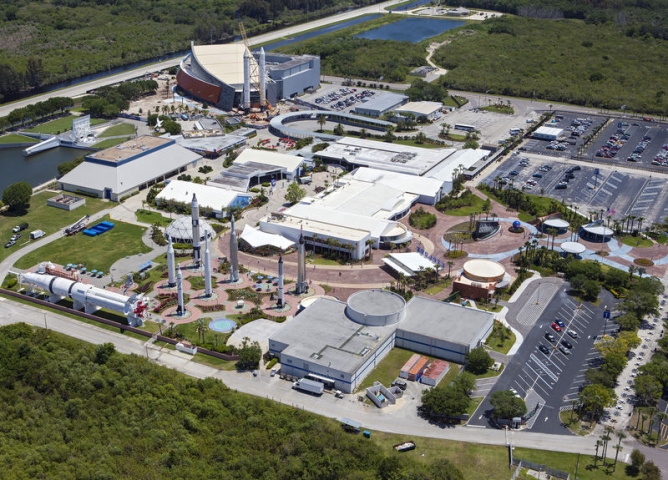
165 216 215 244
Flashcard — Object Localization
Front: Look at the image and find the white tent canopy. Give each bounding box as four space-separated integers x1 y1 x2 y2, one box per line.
240 225 295 250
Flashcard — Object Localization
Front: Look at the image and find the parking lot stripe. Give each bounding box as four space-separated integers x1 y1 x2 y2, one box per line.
530 354 560 382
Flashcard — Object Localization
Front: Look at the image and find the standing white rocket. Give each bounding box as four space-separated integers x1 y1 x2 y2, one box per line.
277 254 284 308
176 265 184 315
204 236 212 297
229 214 239 283
191 193 201 267
243 49 251 110
167 237 176 287
296 228 306 294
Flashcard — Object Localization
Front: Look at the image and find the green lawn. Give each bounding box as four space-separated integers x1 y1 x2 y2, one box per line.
356 347 418 392
440 194 486 216
0 192 109 263
618 235 653 248
99 122 135 137
466 396 483 416
307 256 342 266
91 137 132 149
423 279 451 295
14 215 150 272
25 115 106 134
470 364 504 379
486 330 516 355
135 209 172 227
480 105 514 115
372 431 634 480
0 133 38 144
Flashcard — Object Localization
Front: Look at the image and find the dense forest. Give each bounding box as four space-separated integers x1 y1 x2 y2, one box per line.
432 16 668 114
0 323 465 479
0 0 381 102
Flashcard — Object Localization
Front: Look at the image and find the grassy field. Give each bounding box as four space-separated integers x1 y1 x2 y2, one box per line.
440 194 487 216
486 331 516 355
466 396 483 416
14 215 150 272
618 235 653 248
135 209 172 227
423 279 451 295
356 347 417 392
99 122 135 137
0 134 38 144
91 137 132 149
0 192 109 263
26 115 107 134
371 431 633 480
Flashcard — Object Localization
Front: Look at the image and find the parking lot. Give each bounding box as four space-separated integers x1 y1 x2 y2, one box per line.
521 112 607 159
482 153 668 225
469 287 619 434
300 84 380 113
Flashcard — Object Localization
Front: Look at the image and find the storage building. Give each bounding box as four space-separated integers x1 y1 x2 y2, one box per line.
407 356 429 381
400 354 422 379
395 101 443 122
420 360 450 387
354 93 409 117
532 126 564 141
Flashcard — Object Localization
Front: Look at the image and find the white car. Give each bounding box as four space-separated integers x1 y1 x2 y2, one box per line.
567 330 578 339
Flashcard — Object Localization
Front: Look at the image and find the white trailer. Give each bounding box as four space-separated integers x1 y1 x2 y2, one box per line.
292 378 324 395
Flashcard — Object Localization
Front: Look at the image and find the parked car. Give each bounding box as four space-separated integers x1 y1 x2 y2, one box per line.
545 332 556 343
509 170 519 176
561 340 573 349
555 183 568 190
538 344 550 355
555 319 565 328
567 329 578 339
4 240 16 248
551 322 562 332
532 173 543 178
558 344 571 355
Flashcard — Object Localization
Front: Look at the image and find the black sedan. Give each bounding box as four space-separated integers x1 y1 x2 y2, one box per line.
561 340 573 349
538 344 550 355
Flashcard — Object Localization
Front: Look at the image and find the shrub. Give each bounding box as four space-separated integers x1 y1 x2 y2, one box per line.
409 207 437 230
266 358 278 369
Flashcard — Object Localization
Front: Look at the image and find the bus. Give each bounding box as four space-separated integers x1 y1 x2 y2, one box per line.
454 123 476 132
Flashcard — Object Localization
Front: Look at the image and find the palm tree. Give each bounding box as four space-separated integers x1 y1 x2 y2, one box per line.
637 216 645 233
601 426 613 464
312 233 319 255
612 431 626 472
629 215 637 232
196 318 206 343
447 261 454 278
317 114 326 132
366 239 374 261
594 439 603 466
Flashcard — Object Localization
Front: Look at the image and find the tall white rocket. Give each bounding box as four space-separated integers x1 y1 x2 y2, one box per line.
191 193 201 267
259 47 266 107
204 236 212 297
296 228 306 294
277 254 284 307
243 49 251 110
167 236 176 287
176 265 184 315
229 214 239 282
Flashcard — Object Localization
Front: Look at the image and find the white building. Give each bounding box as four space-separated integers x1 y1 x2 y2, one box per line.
58 136 201 201
259 176 415 260
425 148 491 191
208 149 303 192
395 101 444 122
351 167 446 205
269 290 493 393
533 126 564 141
156 180 252 218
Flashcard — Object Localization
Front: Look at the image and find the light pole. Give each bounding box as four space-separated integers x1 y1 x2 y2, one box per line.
44 313 48 330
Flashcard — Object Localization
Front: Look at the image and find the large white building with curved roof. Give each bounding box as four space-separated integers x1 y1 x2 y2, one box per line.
176 42 320 111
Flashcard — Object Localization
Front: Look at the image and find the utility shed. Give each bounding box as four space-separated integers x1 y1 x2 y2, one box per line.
399 354 421 379
532 126 563 141
420 359 450 387
407 356 429 381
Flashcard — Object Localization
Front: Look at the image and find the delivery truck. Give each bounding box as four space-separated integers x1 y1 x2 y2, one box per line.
292 378 324 396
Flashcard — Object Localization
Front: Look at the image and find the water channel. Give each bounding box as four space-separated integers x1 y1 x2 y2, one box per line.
354 17 465 42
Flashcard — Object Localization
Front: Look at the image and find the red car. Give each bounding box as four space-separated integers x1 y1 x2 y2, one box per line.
551 322 562 332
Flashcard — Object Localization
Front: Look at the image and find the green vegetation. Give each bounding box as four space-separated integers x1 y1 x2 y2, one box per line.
409 207 437 230
434 17 668 114
135 209 171 227
618 234 653 248
14 215 150 272
423 279 452 295
0 191 108 263
420 370 474 420
99 122 135 137
465 346 494 375
0 133 38 144
490 389 527 420
25 115 106 134
436 190 486 216
356 347 417 392
480 103 514 115
2 181 32 212
486 320 516 355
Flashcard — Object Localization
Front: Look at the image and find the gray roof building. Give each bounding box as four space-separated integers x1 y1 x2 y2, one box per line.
354 93 409 117
269 290 493 393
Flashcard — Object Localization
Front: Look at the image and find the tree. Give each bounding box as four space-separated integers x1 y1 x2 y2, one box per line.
333 122 344 136
317 114 326 132
235 337 261 370
465 347 494 374
629 448 645 475
612 430 625 472
2 181 32 211
489 390 527 420
634 374 662 406
284 182 306 205
579 383 615 420
94 343 116 365
642 461 661 480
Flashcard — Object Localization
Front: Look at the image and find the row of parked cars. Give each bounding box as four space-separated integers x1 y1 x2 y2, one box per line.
595 130 631 159
651 142 668 166
627 135 653 162
5 223 28 248
555 165 581 190
314 88 376 111
538 318 578 356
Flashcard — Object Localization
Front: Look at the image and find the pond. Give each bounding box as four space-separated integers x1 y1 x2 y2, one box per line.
354 17 464 43
391 0 433 11
263 14 382 51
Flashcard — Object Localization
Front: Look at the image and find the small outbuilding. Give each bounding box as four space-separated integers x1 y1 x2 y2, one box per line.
532 126 564 141
542 218 569 234
394 101 444 122
354 93 409 118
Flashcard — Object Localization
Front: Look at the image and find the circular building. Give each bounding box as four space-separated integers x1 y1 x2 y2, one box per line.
580 224 613 242
454 259 510 300
543 218 569 234
346 289 406 326
165 216 215 244
561 241 586 256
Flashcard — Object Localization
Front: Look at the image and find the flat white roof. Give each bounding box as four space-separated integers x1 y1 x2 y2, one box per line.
534 126 564 136
426 149 489 182
59 143 201 195
383 252 438 276
235 148 303 173
561 241 586 254
321 137 456 176
156 180 245 212
544 218 569 228
351 167 444 198
192 44 259 87
395 101 443 116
